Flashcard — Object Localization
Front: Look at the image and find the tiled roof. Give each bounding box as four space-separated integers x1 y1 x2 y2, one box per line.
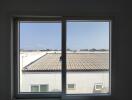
23 53 109 72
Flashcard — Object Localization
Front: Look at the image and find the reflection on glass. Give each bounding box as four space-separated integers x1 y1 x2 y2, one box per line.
66 21 110 94
20 22 62 92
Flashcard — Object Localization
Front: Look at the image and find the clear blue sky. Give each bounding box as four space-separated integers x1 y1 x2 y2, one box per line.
20 21 109 50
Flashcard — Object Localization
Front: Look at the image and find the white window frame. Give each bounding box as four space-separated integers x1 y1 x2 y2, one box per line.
94 83 104 91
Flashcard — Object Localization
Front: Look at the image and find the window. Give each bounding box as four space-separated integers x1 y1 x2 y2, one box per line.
66 20 110 94
40 85 49 92
93 83 105 93
19 21 62 93
31 85 39 92
67 84 76 90
94 83 103 91
31 84 49 92
13 17 111 99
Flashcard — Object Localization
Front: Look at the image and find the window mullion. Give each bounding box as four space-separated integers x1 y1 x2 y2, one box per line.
62 19 66 95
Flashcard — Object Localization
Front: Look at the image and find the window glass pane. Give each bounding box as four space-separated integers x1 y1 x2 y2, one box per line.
96 85 102 90
66 20 110 94
31 85 39 92
67 84 75 89
40 85 48 92
20 21 62 92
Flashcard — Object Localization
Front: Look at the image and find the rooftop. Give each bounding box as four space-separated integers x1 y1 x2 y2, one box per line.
23 53 109 72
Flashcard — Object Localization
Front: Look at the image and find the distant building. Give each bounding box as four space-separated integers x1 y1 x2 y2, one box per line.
21 53 110 94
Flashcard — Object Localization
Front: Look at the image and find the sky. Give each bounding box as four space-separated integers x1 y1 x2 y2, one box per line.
20 21 110 50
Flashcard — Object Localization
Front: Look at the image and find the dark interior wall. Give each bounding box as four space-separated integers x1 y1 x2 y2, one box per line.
0 0 131 100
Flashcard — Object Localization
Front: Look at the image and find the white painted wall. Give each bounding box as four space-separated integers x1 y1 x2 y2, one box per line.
66 72 109 94
21 72 109 94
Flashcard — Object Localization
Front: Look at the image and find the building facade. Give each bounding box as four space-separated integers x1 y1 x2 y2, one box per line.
20 52 110 94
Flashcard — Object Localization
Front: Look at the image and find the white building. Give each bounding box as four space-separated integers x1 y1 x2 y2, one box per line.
20 52 110 94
